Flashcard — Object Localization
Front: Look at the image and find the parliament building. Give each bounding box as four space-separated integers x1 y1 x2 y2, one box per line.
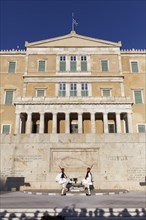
0 31 146 190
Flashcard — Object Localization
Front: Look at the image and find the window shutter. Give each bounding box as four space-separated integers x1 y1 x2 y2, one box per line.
60 62 66 71
37 90 44 97
134 91 142 104
131 62 138 72
5 91 13 104
103 89 110 97
101 60 108 72
70 62 77 72
2 125 10 134
8 62 16 73
39 60 45 72
138 125 145 133
81 62 87 71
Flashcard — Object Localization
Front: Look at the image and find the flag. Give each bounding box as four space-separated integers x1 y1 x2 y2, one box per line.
73 18 78 26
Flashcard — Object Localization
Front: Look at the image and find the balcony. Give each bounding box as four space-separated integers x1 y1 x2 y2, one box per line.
14 96 133 105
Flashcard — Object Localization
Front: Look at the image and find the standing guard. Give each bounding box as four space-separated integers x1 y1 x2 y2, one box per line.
82 167 93 196
55 167 68 196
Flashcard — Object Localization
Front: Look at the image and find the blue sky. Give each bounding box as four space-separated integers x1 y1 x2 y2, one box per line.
0 0 146 50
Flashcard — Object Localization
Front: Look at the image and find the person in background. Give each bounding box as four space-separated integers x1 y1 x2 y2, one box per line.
55 167 68 196
82 167 93 196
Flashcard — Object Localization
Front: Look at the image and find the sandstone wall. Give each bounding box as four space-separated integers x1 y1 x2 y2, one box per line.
0 134 145 191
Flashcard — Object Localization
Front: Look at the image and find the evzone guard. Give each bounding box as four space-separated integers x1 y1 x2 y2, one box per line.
55 165 94 196
55 167 68 196
81 166 93 196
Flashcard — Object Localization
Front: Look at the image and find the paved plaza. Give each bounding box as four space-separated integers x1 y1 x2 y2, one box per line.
0 190 146 219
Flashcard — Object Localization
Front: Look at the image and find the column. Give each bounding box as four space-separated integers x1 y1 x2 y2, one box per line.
15 113 20 134
116 113 121 133
91 112 96 133
78 113 82 133
26 112 32 134
52 113 57 133
39 113 45 134
103 113 108 133
127 112 133 133
65 113 70 133
66 55 70 71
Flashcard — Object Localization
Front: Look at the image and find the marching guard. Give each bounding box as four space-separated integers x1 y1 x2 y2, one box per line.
55 167 68 196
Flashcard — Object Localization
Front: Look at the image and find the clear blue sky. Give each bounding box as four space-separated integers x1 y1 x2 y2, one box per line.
0 0 146 50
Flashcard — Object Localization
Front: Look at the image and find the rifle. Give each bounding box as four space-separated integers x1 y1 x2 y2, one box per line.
90 164 93 170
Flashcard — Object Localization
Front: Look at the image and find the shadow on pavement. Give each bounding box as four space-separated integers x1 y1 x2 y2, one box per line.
0 207 146 219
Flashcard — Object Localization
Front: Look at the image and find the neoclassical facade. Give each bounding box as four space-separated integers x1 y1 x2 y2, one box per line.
0 31 146 190
0 31 145 135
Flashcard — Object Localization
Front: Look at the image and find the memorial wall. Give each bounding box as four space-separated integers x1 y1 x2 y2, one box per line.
0 133 145 191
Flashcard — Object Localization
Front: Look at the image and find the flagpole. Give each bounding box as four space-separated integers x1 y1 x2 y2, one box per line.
72 12 74 31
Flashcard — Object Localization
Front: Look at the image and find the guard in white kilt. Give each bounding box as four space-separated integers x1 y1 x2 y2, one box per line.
55 167 68 195
82 167 93 196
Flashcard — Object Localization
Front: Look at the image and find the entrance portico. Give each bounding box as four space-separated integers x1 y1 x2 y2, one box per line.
14 96 133 134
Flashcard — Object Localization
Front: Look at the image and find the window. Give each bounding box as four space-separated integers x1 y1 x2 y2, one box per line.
134 90 143 104
101 60 108 72
81 83 88 96
137 124 146 133
102 89 111 97
8 61 16 73
59 56 66 71
70 56 77 72
108 124 115 133
81 56 87 71
38 60 45 72
2 125 10 134
36 89 45 97
5 91 13 104
70 83 77 96
58 83 66 97
131 61 138 73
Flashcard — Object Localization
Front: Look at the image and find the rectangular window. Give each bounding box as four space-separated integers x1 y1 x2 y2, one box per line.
81 83 88 96
8 61 16 73
108 124 115 133
38 60 45 72
58 83 66 96
101 60 108 72
2 125 10 134
70 83 77 96
70 56 77 72
138 124 145 133
131 61 138 72
5 91 13 104
59 56 66 71
102 89 111 97
81 56 87 71
134 90 143 104
36 89 45 97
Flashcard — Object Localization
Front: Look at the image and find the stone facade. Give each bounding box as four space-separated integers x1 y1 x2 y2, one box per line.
0 31 146 190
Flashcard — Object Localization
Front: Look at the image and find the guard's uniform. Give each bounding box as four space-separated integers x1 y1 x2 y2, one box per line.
82 167 93 195
56 168 68 195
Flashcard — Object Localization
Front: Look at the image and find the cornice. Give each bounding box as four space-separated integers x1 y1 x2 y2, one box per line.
14 96 133 105
121 49 146 54
0 49 26 55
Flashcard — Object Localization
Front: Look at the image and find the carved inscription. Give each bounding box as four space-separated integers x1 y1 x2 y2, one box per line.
15 155 42 162
107 156 133 161
0 155 42 178
127 167 146 181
